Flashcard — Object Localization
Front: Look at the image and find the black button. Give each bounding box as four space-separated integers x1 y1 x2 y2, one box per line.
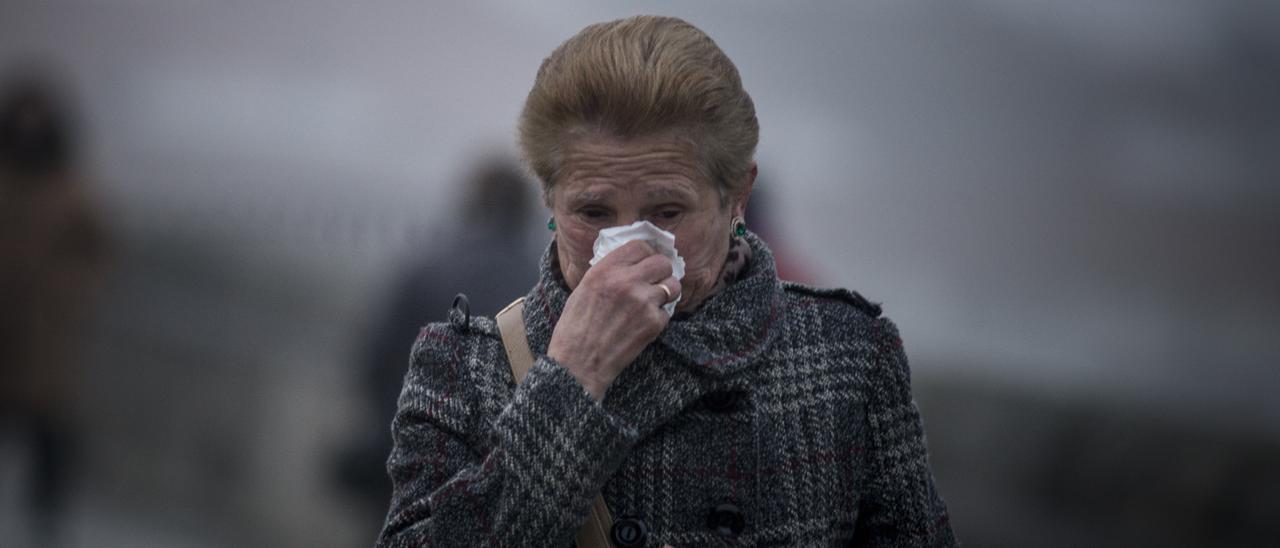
610 517 648 547
706 503 745 537
449 293 471 332
703 391 742 412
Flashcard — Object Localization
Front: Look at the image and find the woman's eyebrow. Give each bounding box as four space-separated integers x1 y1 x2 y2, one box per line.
645 187 694 201
570 190 609 203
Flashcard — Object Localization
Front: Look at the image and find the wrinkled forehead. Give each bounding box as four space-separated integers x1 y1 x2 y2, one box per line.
563 182 705 206
551 132 718 202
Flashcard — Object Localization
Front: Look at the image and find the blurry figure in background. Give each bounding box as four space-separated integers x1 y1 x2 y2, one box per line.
743 180 816 285
0 69 108 545
336 156 541 531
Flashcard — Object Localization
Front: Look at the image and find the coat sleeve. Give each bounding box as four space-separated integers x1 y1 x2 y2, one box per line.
854 317 958 547
376 322 640 547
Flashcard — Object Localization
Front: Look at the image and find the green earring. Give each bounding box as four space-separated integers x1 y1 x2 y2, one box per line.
731 216 747 237
547 217 556 231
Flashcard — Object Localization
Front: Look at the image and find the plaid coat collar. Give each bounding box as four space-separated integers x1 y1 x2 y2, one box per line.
520 230 788 379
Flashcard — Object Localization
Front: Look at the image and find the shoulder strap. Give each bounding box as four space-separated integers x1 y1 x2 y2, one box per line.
495 297 536 383
494 297 616 548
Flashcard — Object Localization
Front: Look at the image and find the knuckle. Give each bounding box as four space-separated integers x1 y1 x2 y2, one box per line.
631 285 653 306
656 257 673 277
621 240 650 255
602 279 627 300
640 254 672 277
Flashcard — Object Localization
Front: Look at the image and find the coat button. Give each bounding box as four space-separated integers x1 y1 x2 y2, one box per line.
706 503 745 537
702 391 742 412
610 517 648 547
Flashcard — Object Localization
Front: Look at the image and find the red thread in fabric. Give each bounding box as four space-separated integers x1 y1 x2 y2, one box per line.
700 295 781 368
433 451 500 541
629 447 864 483
756 447 864 477
430 341 461 487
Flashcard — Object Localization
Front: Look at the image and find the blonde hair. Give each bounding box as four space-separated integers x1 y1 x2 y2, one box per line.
518 15 759 206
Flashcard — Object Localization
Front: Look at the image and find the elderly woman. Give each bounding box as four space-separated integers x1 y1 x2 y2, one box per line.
378 15 955 547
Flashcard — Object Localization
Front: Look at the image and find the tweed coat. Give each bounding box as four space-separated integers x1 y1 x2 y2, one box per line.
377 231 956 547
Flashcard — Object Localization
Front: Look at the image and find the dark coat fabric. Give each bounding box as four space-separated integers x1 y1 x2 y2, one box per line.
377 231 957 547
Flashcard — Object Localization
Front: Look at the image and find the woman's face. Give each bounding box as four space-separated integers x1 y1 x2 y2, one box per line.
550 132 752 313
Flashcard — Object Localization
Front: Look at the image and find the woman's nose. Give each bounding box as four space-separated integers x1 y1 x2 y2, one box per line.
613 212 642 227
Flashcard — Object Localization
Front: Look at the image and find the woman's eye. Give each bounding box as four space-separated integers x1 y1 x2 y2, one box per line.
654 209 682 220
579 208 609 220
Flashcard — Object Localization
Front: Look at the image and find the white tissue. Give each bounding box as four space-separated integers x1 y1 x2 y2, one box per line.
589 220 686 316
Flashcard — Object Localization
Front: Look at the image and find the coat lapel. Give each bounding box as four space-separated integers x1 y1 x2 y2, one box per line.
657 231 787 378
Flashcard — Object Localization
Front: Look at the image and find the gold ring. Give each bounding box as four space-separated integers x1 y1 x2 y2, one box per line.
659 283 672 302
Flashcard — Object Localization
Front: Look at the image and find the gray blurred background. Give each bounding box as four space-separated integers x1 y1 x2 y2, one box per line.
1 1 1277 547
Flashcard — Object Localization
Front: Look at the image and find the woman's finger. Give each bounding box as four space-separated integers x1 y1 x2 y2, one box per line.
633 253 674 283
652 275 681 306
598 239 658 267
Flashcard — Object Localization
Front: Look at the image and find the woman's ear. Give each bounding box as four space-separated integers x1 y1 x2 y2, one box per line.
733 163 758 218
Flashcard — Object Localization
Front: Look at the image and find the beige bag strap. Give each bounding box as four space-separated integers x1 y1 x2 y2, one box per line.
496 297 537 383
495 298 616 548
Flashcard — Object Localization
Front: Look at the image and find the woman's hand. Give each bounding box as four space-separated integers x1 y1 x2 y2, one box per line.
548 240 681 401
